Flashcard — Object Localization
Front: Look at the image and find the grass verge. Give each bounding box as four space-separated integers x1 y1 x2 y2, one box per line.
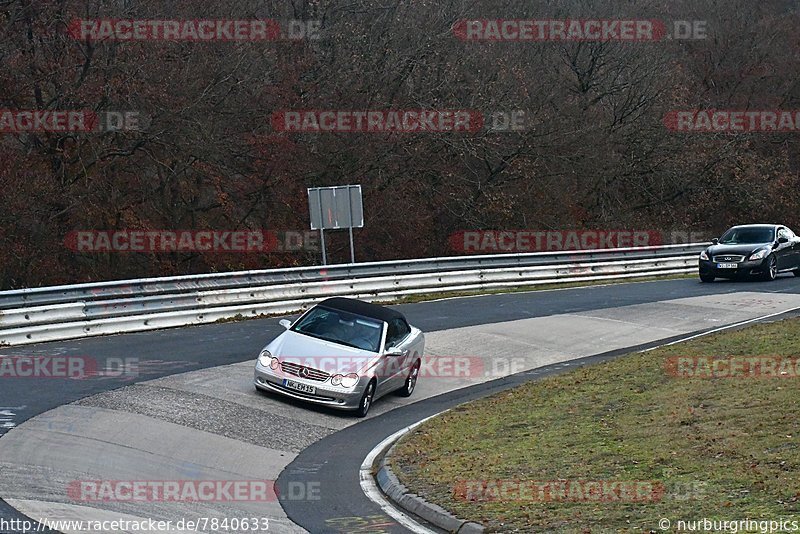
389 318 800 532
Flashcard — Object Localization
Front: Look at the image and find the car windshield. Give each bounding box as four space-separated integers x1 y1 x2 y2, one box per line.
719 227 774 245
291 306 383 352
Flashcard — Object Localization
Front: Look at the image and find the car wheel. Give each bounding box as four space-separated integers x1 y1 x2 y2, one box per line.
699 274 715 283
794 269 800 277
763 255 778 281
397 360 420 397
356 380 376 418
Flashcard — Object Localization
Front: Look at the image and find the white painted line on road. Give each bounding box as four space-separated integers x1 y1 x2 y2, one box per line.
360 414 443 534
641 305 800 352
0 406 25 431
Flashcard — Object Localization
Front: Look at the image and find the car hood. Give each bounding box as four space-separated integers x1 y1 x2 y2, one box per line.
264 330 379 374
707 243 770 257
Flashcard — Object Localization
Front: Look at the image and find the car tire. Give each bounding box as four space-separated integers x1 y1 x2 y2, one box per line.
699 274 715 283
356 380 376 418
762 255 778 281
793 269 800 277
397 360 421 398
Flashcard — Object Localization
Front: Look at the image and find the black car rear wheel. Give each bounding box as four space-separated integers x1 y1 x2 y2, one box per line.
397 360 420 397
763 255 778 281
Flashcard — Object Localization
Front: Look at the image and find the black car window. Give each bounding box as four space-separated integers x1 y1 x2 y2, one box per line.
396 318 411 339
386 320 399 347
385 318 411 348
719 227 775 244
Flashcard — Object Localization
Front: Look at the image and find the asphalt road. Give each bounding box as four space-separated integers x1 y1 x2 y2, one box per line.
2 276 800 533
277 332 721 534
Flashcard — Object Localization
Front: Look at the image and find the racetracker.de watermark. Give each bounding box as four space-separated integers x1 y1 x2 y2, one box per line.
453 480 666 502
664 110 800 133
665 356 800 378
68 18 320 41
0 356 96 379
268 355 526 379
68 480 277 502
449 230 662 253
66 230 275 253
271 110 484 133
453 19 707 41
0 356 138 380
0 110 144 133
64 230 320 253
67 480 320 502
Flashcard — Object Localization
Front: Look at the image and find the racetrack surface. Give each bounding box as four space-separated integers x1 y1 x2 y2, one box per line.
2 277 800 533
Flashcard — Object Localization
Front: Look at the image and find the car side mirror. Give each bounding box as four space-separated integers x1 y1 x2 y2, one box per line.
385 346 404 356
279 319 292 330
778 236 789 244
711 238 719 245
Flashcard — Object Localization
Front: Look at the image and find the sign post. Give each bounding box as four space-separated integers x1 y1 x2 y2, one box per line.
316 191 327 265
308 185 364 265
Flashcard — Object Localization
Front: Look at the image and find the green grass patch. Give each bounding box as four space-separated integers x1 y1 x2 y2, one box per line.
389 318 800 532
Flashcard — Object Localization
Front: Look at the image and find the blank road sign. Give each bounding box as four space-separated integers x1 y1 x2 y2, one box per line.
308 185 364 230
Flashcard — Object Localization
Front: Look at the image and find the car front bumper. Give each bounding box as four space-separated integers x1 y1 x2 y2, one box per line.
253 362 365 410
699 258 767 278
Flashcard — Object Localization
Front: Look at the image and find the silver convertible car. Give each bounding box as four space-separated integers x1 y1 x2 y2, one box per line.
254 297 424 417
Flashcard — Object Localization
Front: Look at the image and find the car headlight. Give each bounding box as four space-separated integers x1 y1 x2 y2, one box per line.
341 373 359 388
258 350 272 367
699 250 709 260
330 373 359 388
749 249 768 260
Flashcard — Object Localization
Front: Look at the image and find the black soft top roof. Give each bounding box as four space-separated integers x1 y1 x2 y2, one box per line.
729 224 780 229
317 297 404 323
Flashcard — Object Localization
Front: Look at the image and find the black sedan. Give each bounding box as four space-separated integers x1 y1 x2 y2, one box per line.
699 224 800 282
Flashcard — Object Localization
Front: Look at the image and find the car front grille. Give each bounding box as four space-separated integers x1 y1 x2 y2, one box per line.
279 361 330 382
712 255 746 263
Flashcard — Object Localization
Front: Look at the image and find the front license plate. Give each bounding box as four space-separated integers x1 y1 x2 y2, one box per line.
717 263 738 269
283 379 316 395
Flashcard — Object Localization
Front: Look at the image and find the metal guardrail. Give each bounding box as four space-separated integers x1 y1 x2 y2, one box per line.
0 244 706 346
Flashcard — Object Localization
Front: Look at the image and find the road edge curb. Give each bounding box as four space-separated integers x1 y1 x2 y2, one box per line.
374 432 485 534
